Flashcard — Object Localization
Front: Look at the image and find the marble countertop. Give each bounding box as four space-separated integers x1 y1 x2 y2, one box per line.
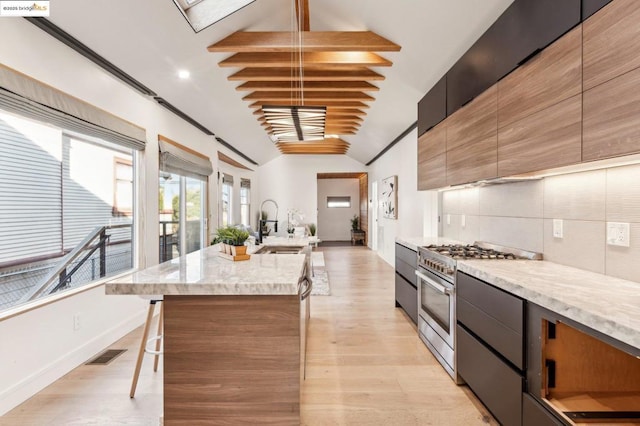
261 236 317 246
105 245 306 296
457 260 640 350
395 236 463 251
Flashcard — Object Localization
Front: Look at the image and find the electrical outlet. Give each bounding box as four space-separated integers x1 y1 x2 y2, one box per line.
461 215 466 228
73 313 81 331
553 219 563 239
607 222 630 247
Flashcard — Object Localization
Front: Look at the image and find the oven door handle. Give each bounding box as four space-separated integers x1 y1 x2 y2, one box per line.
415 270 451 295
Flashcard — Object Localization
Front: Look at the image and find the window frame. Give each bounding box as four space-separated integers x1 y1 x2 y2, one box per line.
113 157 133 216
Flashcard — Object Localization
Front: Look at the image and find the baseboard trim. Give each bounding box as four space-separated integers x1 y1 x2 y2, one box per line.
0 310 146 415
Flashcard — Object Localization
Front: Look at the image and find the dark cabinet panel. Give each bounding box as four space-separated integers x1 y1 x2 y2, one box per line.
495 0 581 80
457 325 523 426
522 394 564 426
395 273 417 325
395 258 417 287
417 75 446 136
582 0 613 21
395 243 417 268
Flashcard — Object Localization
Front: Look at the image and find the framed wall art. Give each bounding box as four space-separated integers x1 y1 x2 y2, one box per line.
381 175 397 219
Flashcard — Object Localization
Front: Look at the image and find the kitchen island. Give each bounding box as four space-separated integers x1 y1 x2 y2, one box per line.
106 245 307 425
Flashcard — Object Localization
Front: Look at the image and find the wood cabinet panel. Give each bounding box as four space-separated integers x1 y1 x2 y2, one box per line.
417 122 446 190
446 134 497 186
418 153 446 190
498 25 582 129
447 85 497 151
498 94 582 176
583 0 640 91
583 67 640 161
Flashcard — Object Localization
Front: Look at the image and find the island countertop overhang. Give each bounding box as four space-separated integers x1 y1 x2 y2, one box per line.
105 245 306 296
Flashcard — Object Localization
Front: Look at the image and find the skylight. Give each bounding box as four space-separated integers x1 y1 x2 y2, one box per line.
173 0 255 33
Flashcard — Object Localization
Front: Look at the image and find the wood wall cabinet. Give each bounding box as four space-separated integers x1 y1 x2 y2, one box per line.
498 25 582 129
417 122 446 190
498 95 582 176
446 86 497 186
583 66 640 160
417 75 446 136
583 0 640 91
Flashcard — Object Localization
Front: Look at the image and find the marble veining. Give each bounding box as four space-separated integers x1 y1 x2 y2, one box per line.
395 236 463 251
106 245 305 296
457 260 640 350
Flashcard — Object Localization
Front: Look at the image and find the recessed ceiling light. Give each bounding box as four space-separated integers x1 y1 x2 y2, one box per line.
178 70 190 79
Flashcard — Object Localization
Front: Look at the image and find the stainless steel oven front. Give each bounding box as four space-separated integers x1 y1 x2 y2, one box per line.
416 266 457 380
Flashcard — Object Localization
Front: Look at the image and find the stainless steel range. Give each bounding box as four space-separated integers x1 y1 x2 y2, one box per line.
415 242 542 383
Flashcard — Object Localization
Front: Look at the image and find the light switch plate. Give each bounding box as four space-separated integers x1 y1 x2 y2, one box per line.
461 215 466 228
553 219 563 239
446 214 451 225
607 222 630 247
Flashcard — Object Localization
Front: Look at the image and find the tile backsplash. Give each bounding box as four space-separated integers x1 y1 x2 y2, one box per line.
440 163 640 283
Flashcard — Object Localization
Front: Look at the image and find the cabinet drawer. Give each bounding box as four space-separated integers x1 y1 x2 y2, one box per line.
457 272 523 335
395 243 417 268
395 273 418 325
522 394 563 426
395 258 417 287
457 297 524 369
457 325 523 426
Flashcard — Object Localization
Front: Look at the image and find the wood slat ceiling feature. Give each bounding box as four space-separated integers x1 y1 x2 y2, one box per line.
228 67 385 81
236 81 379 92
243 91 375 102
324 116 364 122
253 108 366 116
219 52 392 68
218 151 253 171
249 100 370 108
276 138 350 155
317 172 366 179
208 31 401 53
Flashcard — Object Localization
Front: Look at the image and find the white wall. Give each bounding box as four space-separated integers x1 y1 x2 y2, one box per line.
317 178 360 241
256 155 366 237
368 128 437 266
440 163 640 283
0 18 234 415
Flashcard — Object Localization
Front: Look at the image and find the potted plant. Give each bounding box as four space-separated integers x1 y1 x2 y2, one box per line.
350 215 359 231
308 223 317 237
213 226 250 256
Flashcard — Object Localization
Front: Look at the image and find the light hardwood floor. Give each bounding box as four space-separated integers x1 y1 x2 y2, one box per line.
0 246 496 425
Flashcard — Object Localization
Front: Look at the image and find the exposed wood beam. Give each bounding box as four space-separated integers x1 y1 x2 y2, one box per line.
228 67 385 81
294 0 310 31
236 81 379 92
249 100 370 108
243 91 374 102
253 108 367 116
317 172 366 179
325 115 364 122
208 31 401 53
217 152 253 171
219 52 392 68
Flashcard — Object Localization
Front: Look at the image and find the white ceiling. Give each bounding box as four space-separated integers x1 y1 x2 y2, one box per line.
48 0 513 165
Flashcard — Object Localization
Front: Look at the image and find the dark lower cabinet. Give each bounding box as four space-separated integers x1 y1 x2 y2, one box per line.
522 394 564 426
457 325 523 426
395 273 417 324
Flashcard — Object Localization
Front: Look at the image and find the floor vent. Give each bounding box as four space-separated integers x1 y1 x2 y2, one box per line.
85 349 127 365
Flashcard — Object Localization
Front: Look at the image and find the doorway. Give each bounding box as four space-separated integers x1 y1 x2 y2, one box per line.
371 180 378 251
316 172 368 245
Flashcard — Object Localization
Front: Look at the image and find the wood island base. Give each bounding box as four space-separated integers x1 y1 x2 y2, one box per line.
163 295 301 425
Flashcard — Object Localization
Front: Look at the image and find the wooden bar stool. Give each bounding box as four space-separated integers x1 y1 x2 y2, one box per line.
130 298 163 398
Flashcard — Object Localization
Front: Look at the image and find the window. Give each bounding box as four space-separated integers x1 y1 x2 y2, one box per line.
327 196 351 208
221 174 233 227
240 179 250 227
113 158 133 216
0 109 135 312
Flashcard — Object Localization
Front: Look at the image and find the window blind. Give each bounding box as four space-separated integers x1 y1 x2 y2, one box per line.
0 64 146 150
159 138 213 180
222 173 234 184
240 178 250 188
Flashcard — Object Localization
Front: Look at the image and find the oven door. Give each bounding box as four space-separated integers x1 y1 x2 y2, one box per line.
416 267 454 347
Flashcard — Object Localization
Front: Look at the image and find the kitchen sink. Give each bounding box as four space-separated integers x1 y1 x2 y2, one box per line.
254 245 306 254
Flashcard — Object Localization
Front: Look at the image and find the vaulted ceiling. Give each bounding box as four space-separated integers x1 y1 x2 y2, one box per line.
46 0 513 165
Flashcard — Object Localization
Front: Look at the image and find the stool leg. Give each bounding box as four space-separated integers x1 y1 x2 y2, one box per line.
130 301 156 398
153 301 163 372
